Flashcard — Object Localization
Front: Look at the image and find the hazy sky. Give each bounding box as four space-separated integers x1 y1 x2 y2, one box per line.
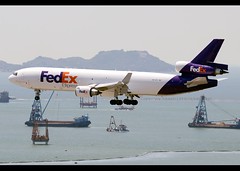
0 6 239 66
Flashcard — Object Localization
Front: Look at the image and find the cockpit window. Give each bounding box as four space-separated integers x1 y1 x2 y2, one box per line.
13 72 18 76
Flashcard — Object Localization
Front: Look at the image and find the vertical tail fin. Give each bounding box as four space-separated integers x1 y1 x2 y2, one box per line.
176 39 228 76
191 39 224 65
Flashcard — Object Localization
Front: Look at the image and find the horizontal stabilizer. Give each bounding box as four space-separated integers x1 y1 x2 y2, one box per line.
217 78 228 82
207 62 228 71
184 77 208 88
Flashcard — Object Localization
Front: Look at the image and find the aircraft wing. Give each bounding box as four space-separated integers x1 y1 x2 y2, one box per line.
93 73 132 92
95 81 124 91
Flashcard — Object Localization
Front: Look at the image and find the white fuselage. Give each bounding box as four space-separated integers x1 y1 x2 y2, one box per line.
8 67 176 96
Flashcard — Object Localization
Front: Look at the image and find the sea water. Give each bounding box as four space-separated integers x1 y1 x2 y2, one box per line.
1 67 240 165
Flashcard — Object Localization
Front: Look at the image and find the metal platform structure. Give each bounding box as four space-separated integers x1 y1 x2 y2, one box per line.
80 96 97 108
31 119 49 145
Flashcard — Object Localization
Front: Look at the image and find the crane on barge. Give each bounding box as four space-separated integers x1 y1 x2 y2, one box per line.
188 95 240 129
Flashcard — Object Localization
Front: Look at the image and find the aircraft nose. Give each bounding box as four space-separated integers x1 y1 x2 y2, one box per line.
8 74 16 83
8 70 27 87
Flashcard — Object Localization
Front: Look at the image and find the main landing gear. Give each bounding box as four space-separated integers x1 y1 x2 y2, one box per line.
110 97 138 106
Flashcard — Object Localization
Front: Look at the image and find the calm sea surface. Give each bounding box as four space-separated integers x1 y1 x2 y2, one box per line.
1 67 240 165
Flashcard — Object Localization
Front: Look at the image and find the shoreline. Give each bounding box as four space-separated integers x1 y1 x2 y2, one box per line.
2 151 240 165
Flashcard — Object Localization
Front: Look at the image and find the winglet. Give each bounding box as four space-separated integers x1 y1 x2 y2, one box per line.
122 73 132 84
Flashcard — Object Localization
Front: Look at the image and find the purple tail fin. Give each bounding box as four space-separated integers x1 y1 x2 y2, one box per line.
191 39 224 65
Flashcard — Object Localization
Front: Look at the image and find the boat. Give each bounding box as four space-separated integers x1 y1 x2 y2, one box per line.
106 116 129 132
115 105 134 111
188 95 240 129
188 120 240 129
25 114 91 127
0 91 10 103
0 91 16 103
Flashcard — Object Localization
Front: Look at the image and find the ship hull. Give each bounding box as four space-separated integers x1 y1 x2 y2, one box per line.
188 123 240 129
25 120 91 127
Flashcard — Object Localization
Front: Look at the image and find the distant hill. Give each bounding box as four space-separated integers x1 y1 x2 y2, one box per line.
0 60 21 72
0 50 175 72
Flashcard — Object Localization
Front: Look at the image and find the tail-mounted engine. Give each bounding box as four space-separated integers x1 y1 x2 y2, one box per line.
75 86 101 97
175 61 228 76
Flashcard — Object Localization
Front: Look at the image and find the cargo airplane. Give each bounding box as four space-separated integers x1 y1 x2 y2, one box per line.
8 39 228 106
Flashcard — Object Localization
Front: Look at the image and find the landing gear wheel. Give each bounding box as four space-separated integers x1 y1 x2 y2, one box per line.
110 99 123 105
35 96 40 100
117 100 123 105
132 100 138 105
123 99 130 105
110 99 116 105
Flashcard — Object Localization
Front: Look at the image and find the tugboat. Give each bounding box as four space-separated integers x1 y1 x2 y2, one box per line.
188 95 240 129
106 116 129 132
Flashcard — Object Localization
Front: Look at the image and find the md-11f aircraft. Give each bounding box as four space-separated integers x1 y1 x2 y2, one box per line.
8 39 228 106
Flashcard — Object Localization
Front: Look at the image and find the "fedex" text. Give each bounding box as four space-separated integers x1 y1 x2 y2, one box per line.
40 71 78 84
190 66 206 73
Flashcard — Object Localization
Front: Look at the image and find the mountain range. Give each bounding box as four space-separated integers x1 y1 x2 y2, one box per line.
0 50 175 73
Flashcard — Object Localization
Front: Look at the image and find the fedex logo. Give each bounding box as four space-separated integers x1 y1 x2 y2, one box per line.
190 66 206 73
40 71 78 84
79 90 88 94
